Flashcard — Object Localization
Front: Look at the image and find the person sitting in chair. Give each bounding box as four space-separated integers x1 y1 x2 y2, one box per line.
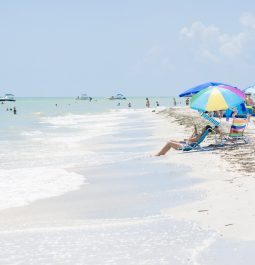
156 125 221 156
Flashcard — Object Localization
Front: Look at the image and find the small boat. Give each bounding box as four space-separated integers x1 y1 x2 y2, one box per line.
108 93 126 100
76 94 92 101
0 94 16 102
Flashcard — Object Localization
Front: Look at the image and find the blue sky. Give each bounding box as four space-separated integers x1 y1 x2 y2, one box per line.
1 0 255 97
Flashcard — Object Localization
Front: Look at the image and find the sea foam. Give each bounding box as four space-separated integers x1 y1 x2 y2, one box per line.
0 108 158 210
0 167 85 210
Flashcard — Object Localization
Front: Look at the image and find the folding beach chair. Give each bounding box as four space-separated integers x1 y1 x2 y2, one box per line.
223 117 249 145
182 127 212 152
200 111 220 127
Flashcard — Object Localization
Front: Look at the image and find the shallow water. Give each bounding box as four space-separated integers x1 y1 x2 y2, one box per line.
0 97 184 210
2 96 246 265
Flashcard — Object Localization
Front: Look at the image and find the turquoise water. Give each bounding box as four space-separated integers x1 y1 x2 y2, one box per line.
0 96 183 210
0 96 185 137
1 96 183 116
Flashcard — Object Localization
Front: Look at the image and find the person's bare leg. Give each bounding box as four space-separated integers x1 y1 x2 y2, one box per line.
156 141 182 156
156 142 172 156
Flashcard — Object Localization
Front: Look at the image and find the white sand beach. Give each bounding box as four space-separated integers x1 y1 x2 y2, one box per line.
157 107 255 240
0 107 255 265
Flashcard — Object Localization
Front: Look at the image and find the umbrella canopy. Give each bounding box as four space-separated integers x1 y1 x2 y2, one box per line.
179 82 230 97
243 85 255 94
190 85 245 112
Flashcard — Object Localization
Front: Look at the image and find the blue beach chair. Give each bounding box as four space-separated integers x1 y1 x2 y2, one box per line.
182 127 212 152
200 111 220 127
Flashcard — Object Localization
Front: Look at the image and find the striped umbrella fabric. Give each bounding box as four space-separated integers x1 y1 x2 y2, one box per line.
179 82 230 97
190 85 245 112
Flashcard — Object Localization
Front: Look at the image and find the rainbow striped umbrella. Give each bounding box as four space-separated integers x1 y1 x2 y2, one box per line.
190 85 245 112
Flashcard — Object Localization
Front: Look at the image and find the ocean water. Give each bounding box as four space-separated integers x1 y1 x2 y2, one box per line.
1 96 223 265
0 97 184 210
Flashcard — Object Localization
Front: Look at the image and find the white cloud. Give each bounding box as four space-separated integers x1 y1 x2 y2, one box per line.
240 12 255 28
180 21 219 40
219 33 243 57
180 12 255 62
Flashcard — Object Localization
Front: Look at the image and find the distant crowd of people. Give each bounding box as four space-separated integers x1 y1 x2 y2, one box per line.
6 106 17 114
117 97 190 109
1 102 17 115
144 97 188 109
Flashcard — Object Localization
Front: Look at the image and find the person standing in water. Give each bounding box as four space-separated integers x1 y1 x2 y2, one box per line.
145 98 150 108
173 97 177 106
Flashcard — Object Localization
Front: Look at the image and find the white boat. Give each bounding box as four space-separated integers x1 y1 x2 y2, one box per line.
108 93 126 100
0 94 16 102
76 94 92 100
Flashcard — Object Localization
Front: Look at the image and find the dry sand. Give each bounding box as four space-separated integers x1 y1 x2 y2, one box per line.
156 107 255 240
